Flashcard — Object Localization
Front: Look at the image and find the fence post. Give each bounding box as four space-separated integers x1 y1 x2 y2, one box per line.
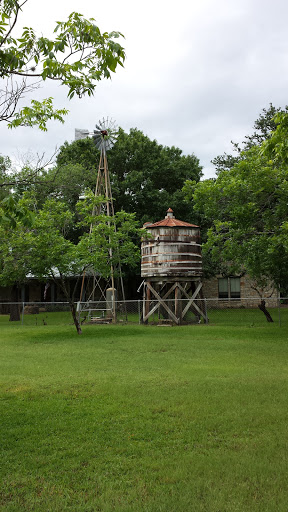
278 293 281 327
204 298 209 324
21 302 25 325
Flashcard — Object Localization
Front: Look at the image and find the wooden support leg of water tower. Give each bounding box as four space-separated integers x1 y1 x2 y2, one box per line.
143 281 151 324
175 283 182 324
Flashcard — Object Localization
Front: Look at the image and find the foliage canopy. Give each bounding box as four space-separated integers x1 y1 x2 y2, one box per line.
184 110 288 294
0 0 125 130
44 127 203 226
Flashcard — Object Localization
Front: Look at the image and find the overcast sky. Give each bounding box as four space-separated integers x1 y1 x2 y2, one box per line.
1 0 288 178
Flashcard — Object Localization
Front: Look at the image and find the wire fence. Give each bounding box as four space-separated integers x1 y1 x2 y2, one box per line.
0 298 287 327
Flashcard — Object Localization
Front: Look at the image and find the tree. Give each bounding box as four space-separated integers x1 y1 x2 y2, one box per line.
0 0 125 130
0 155 14 208
45 128 203 225
0 193 35 320
211 104 288 174
0 161 35 320
0 193 142 332
184 113 288 305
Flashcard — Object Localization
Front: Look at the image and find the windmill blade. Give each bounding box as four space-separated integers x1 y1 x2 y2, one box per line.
110 120 117 131
93 135 103 149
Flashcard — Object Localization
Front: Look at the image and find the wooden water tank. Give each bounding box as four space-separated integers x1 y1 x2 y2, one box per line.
141 208 202 278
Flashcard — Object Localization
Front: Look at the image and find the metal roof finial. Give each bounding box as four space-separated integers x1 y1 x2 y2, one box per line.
166 208 174 219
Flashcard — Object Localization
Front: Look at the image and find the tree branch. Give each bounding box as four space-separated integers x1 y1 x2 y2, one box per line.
0 1 29 46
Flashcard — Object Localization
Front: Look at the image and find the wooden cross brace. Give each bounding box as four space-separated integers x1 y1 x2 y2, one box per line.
142 281 206 324
177 282 206 321
143 282 179 323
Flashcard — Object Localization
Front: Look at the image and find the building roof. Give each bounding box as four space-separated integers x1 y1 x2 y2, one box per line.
144 208 199 228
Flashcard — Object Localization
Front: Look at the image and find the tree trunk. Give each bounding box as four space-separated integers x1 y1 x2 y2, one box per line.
69 301 82 335
9 284 20 322
258 300 273 322
58 277 82 335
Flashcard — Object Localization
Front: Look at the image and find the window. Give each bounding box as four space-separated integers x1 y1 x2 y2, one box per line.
218 277 240 299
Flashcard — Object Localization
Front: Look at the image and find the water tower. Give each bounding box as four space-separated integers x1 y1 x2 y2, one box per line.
141 208 208 324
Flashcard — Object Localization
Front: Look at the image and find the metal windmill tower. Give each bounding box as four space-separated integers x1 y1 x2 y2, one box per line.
75 118 125 323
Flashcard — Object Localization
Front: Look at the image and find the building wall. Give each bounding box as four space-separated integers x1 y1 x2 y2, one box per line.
202 275 278 307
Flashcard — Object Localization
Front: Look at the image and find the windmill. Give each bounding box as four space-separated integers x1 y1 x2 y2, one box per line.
75 117 118 217
75 118 125 323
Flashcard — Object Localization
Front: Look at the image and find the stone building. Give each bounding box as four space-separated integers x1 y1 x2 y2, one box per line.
202 274 278 307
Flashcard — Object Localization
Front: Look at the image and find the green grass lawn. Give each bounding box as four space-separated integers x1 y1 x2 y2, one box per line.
0 317 288 511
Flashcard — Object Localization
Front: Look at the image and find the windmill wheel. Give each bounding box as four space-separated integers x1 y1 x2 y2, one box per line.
93 117 118 151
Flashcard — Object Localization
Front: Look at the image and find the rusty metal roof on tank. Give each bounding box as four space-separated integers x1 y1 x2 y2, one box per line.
145 208 199 228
